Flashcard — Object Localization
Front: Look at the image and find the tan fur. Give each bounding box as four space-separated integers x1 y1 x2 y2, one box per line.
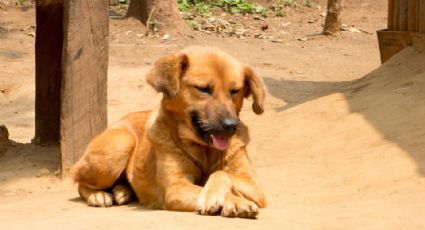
71 46 266 218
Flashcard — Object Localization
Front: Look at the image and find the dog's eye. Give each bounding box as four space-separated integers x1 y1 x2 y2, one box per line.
195 86 212 95
230 89 239 97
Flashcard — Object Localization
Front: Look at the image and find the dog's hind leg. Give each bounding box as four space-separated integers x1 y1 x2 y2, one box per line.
78 184 114 207
112 183 133 205
71 125 136 207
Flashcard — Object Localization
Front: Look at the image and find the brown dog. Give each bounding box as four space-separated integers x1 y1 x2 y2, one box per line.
71 46 266 218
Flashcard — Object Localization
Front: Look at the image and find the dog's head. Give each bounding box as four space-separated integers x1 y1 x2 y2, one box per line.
147 46 265 150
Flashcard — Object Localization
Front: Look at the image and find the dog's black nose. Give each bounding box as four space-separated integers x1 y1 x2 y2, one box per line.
221 118 239 131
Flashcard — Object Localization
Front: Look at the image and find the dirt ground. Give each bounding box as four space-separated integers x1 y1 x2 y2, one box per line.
2 0 425 229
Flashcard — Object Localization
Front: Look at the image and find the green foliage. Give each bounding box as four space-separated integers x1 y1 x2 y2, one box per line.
177 0 313 16
275 10 285 17
178 0 210 15
178 0 264 15
16 0 27 6
196 2 210 14
178 0 191 12
278 0 294 7
303 0 312 8
213 0 264 14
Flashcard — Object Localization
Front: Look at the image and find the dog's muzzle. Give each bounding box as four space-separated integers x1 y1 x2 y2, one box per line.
190 112 239 151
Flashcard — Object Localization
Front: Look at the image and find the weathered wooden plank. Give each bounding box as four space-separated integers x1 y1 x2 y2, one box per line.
420 0 425 33
388 0 395 30
398 0 408 31
407 0 416 31
377 30 425 63
34 0 63 144
61 0 109 170
393 0 400 30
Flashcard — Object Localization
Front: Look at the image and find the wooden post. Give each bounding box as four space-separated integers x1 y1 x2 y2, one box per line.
398 0 408 31
61 0 109 171
407 0 416 31
393 0 400 30
34 0 63 144
420 0 425 33
417 0 421 32
388 0 395 30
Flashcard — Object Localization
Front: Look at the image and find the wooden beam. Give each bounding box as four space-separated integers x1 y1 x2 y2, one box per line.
407 0 416 31
393 0 400 30
420 0 425 33
388 0 395 30
398 0 408 31
61 0 108 171
416 0 420 32
34 0 63 144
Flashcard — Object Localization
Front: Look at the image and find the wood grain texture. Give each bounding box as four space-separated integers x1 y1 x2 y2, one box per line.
34 0 63 144
420 0 425 33
407 0 416 31
416 0 420 32
398 0 408 31
388 0 395 30
393 0 400 30
61 0 108 170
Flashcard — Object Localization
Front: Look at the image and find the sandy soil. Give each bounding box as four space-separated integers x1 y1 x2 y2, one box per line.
2 0 425 229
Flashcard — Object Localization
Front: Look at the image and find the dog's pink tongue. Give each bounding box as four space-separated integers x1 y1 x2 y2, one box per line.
211 135 230 151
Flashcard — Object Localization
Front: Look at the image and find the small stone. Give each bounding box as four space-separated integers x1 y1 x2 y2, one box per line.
144 58 152 65
36 168 50 177
271 39 284 43
162 34 170 40
253 15 264 20
320 12 327 17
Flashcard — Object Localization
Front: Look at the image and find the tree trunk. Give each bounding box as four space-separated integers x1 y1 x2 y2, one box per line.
127 0 188 33
34 0 63 144
323 0 344 36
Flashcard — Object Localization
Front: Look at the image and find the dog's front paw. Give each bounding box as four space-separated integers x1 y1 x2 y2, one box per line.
221 195 259 219
197 187 227 215
87 191 113 207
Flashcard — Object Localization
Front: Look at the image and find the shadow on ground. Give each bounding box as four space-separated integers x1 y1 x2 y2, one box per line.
264 47 425 176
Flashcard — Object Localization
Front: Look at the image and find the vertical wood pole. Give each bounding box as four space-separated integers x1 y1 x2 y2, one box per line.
398 0 408 31
393 0 400 30
34 0 63 145
61 0 109 171
420 0 425 33
407 0 416 31
388 0 395 30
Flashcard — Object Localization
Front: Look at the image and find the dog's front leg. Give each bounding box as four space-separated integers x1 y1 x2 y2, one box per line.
197 170 260 218
163 180 203 211
224 148 267 208
156 151 203 212
197 170 232 215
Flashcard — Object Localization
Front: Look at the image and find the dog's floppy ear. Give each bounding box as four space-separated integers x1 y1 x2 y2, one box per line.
146 53 189 98
243 66 265 115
